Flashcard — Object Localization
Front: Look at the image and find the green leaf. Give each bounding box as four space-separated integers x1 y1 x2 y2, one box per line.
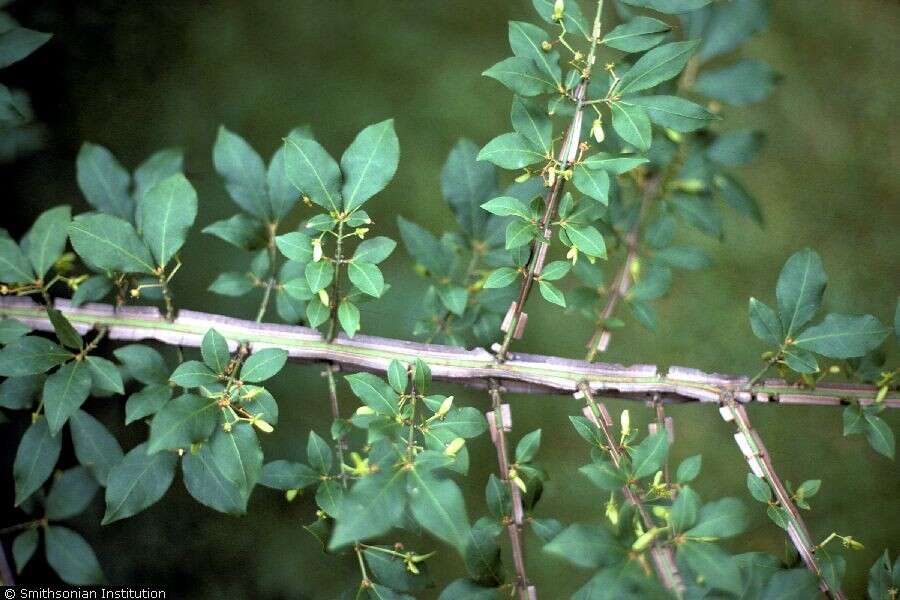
776 248 827 337
579 460 627 491
14 417 62 506
76 142 133 221
441 139 497 239
68 213 155 275
212 126 269 219
274 232 312 264
676 454 702 483
407 469 471 552
338 300 361 338
102 442 177 524
511 96 552 154
12 529 38 574
508 21 561 86
0 26 52 68
602 17 671 53
693 59 778 106
364 545 432 593
749 297 783 346
349 261 385 297
0 233 35 283
543 523 624 569
669 486 700 532
329 469 407 549
698 0 769 62
464 517 503 586
572 164 610 204
170 360 219 388
687 497 748 539
630 95 718 132
505 219 538 250
782 346 819 374
531 0 590 37
562 224 606 258
610 101 652 151
678 541 742 596
867 550 894 600
209 272 254 296
125 384 171 426
44 361 92 435
0 374 43 410
182 443 246 515
616 40 699 95
113 344 168 385
69 409 124 486
307 430 333 474
396 216 451 276
387 360 408 394
618 0 713 14
481 196 531 219
134 148 184 203
138 173 198 267
714 173 764 224
629 430 668 478
766 505 791 530
44 526 104 584
354 236 396 264
654 246 711 271
538 280 566 307
316 477 344 518
484 56 555 97
0 318 30 344
794 313 889 359
437 285 469 316
478 133 545 169
148 394 218 453
346 372 399 416
85 356 124 395
438 579 499 600
283 130 343 212
581 153 649 175
47 308 83 350
201 329 231 374
747 473 773 503
210 421 263 501
306 296 330 328
708 130 764 166
760 568 818 599
340 119 399 212
21 205 71 278
865 414 895 459
540 260 571 281
241 348 288 382
483 267 518 289
260 460 318 490
204 214 267 251
515 429 541 463
45 466 100 520
267 142 301 220
629 299 660 331
305 260 334 293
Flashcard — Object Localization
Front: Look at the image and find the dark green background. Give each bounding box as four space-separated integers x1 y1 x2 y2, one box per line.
2 1 898 597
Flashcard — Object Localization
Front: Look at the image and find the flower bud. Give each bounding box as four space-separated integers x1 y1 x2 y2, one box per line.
540 40 552 52
356 405 376 416
620 409 631 435
285 489 299 502
312 239 323 262
318 288 330 307
591 119 605 143
444 437 465 457
435 396 454 418
553 0 565 21
253 418 274 433
515 171 532 183
355 227 369 239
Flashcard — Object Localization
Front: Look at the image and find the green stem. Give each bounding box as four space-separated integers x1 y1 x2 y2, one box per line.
256 224 280 323
327 220 345 342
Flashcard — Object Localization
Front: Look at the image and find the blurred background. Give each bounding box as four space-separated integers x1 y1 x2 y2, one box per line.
1 0 898 597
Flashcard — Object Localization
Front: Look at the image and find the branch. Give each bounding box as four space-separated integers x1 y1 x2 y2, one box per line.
1 297 896 408
720 396 847 599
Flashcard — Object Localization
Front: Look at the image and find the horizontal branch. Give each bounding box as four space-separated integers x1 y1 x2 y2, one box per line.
1 297 896 409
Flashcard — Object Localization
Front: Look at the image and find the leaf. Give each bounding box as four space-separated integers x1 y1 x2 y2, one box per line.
209 272 254 296
686 497 748 539
563 224 606 258
396 216 451 276
241 348 288 382
760 568 818 599
484 56 556 97
437 285 469 316
616 40 699 95
540 260 571 281
0 374 43 410
306 296 330 328
259 460 318 490
867 550 894 600
212 126 269 219
669 486 700 532
305 260 334 293
210 421 263 501
676 454 702 483
714 172 765 224
329 469 407 549
44 361 92 435
776 248 827 337
267 143 301 220
618 0 713 14
483 267 518 289
0 26 52 68
21 205 71 278
75 142 133 221
708 130 764 166
201 329 231 374
515 429 542 463
630 95 718 133
481 196 531 219
749 297 783 346
45 466 100 520
182 443 246 515
364 545 432 593
678 541 742 596
782 346 819 374
204 214 267 251
531 0 590 37
85 356 124 395
147 394 218 453
572 164 610 204
139 173 198 267
511 96 552 154
538 280 566 307
354 236 396 264
579 460 627 491
348 261 385 297
113 344 168 385
746 473 773 503
441 138 497 239
0 234 35 283
283 130 343 212
581 153 649 174
693 59 778 106
134 148 184 203
306 430 333 474
71 275 113 306
697 0 769 62
629 430 668 478
0 318 30 344
794 313 889 359
315 478 344 517
12 529 38 574
407 469 471 552
44 526 104 584
341 119 399 212
610 101 652 151
13 417 62 506
478 133 545 169
505 219 537 250
602 17 671 53
864 414 895 459
69 409 124 486
338 300 361 338
508 21 561 85
464 517 503 586
68 213 155 275
438 579 499 600
47 308 83 350
543 523 624 569
346 372 399 416
102 442 176 524
170 360 219 388
766 505 791 530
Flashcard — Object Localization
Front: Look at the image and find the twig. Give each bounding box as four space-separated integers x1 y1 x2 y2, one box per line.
719 394 847 599
324 364 348 486
577 383 685 596
487 382 535 599
255 224 280 323
3 297 896 408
